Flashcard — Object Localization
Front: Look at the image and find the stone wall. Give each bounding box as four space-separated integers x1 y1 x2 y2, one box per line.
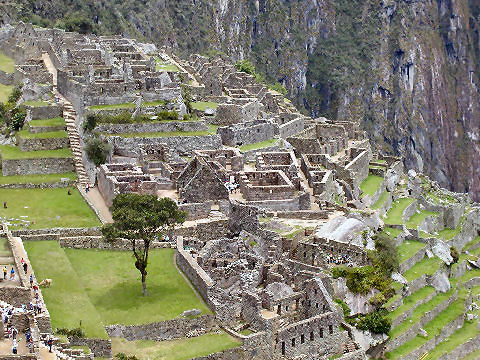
105 315 217 341
278 118 305 139
179 202 212 220
437 332 480 360
217 120 276 147
2 158 74 176
67 337 112 358
95 120 208 134
29 105 63 120
391 289 437 328
0 70 15 85
0 287 31 307
399 247 426 273
401 200 418 222
109 134 222 155
17 135 69 152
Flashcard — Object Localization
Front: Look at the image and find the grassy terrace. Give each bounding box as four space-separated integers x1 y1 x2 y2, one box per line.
26 242 213 342
112 333 241 360
22 100 51 107
397 240 426 264
0 188 100 229
103 126 218 138
384 198 415 225
24 241 108 338
29 117 65 127
0 83 13 103
0 145 72 159
0 51 15 73
0 172 76 184
239 139 279 152
360 174 383 198
191 101 218 111
371 190 389 210
89 103 136 110
387 289 468 359
155 58 180 72
386 286 435 322
403 257 442 282
383 227 402 239
17 129 68 139
405 210 438 229
388 283 457 341
466 236 480 252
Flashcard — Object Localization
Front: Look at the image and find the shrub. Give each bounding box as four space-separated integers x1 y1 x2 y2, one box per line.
235 59 256 75
86 136 112 167
331 266 348 279
450 246 459 264
346 266 375 294
55 327 85 338
10 108 26 131
181 84 193 113
334 298 351 317
84 113 98 131
357 311 391 334
372 233 399 276
7 86 22 105
157 109 178 121
269 82 287 96
115 353 138 360
369 292 386 307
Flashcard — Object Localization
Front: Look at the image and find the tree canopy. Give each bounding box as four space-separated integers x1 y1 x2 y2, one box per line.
102 194 186 295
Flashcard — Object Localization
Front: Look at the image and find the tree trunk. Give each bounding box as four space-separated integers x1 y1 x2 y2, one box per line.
141 271 147 296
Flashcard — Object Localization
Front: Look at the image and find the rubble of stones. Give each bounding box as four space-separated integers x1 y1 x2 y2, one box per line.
1 22 480 360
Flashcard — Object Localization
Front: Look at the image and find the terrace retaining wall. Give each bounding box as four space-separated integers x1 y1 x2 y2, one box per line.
67 337 111 358
2 158 74 176
17 136 69 152
95 120 208 134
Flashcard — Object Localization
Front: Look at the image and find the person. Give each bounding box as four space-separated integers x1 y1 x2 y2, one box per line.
12 327 17 340
3 266 7 280
47 336 53 352
67 188 72 195
25 330 31 342
29 274 34 287
23 262 27 274
20 258 24 264
9 267 14 280
85 183 90 193
3 201 7 209
12 339 17 354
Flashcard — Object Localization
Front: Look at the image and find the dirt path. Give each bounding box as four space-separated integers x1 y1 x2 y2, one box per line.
85 187 113 223
41 53 57 86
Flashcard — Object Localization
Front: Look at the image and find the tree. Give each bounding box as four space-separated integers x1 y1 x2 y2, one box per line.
85 136 112 166
102 194 186 296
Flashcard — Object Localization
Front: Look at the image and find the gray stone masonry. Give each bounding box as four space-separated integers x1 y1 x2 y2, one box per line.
17 135 69 151
2 157 74 176
95 120 208 134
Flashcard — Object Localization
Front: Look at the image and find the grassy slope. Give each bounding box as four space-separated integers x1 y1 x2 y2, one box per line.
65 248 211 325
17 129 68 139
360 174 383 198
111 333 241 360
24 241 108 338
384 198 415 225
371 190 389 209
0 51 15 73
397 240 426 264
239 139 278 151
29 117 65 127
0 172 77 184
0 188 100 229
23 100 51 107
405 210 438 229
0 145 72 159
0 83 13 103
191 101 218 111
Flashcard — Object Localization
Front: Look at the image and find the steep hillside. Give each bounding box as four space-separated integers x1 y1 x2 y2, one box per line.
1 0 479 201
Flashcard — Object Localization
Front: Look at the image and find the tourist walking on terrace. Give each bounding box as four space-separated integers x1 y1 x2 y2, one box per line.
9 267 14 280
12 339 17 354
47 336 53 352
3 266 6 280
29 274 34 287
23 262 27 274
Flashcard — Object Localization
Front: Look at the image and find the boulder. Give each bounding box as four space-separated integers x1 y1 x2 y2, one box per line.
408 169 417 178
466 313 478 321
391 272 408 285
181 309 202 317
385 168 401 192
431 239 453 265
351 327 388 352
418 328 428 337
429 271 450 293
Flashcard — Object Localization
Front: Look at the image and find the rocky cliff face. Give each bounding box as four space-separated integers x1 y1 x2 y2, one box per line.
2 0 479 200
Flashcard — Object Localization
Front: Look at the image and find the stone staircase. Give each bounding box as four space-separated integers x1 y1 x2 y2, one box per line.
62 100 89 186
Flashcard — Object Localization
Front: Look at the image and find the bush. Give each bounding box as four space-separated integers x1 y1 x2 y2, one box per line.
86 136 112 167
334 298 351 317
157 109 178 121
372 233 399 276
269 82 288 96
115 353 138 360
357 311 391 334
55 327 85 338
84 113 98 131
450 246 459 264
235 59 256 75
346 266 376 294
181 85 193 113
7 86 22 105
10 108 26 131
331 266 348 279
369 292 386 307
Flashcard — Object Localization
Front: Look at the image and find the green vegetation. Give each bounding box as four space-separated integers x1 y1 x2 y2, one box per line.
155 58 180 72
85 136 112 166
235 59 288 96
0 188 100 229
239 139 278 152
22 100 50 107
104 126 217 138
371 191 389 210
0 83 13 103
360 174 383 198
86 110 179 128
403 257 443 282
29 117 65 127
0 51 15 73
191 101 218 111
0 172 76 184
24 241 108 338
384 198 415 225
397 240 426 264
111 333 241 360
383 227 402 239
405 210 438 229
0 145 72 159
89 103 136 111
102 194 186 296
386 286 435 322
17 129 68 139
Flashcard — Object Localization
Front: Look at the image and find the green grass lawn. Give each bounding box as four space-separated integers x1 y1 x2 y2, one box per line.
360 174 383 198
29 117 65 127
111 332 241 360
0 51 15 73
155 58 180 73
24 241 108 338
397 240 426 263
386 286 435 322
403 257 442 282
191 102 218 111
462 349 480 359
0 172 77 184
405 210 438 229
465 236 480 252
0 237 12 258
0 145 72 159
239 139 279 152
65 248 211 325
0 188 100 229
89 103 136 110
384 198 415 225
23 100 51 107
371 191 389 210
0 83 13 103
383 227 402 239
17 129 68 139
